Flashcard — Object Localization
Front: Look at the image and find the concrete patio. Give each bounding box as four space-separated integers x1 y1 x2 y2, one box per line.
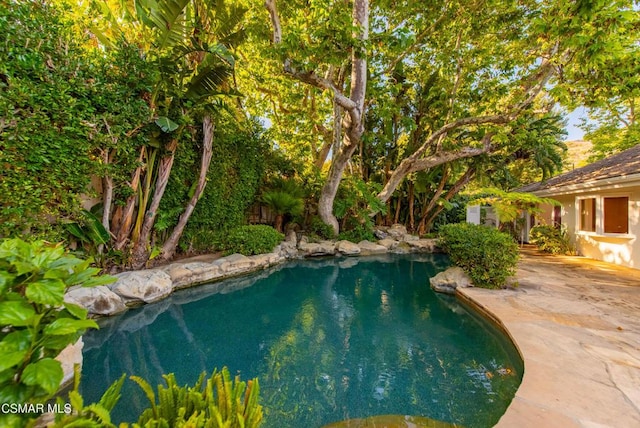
459 247 640 427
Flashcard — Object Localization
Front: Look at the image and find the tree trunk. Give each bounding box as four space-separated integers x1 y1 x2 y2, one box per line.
113 146 145 251
131 138 178 268
419 166 476 234
160 116 215 261
101 150 113 236
416 166 450 232
317 0 368 235
393 194 402 224
407 181 415 232
274 214 284 233
266 0 369 236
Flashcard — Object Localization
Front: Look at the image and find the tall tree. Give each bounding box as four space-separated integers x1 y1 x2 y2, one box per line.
265 0 368 234
551 1 639 159
261 0 637 231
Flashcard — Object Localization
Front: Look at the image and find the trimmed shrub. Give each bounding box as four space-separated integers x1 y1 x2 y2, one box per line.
221 225 284 256
529 225 576 255
438 223 519 289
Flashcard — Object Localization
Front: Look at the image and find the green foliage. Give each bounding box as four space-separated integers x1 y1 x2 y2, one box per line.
497 114 568 186
220 226 284 256
438 223 519 289
65 209 111 258
158 119 272 254
0 1 153 241
583 109 639 160
261 192 304 217
334 178 385 238
468 188 560 223
307 217 337 241
337 224 375 244
0 238 114 425
261 177 306 216
52 367 262 428
529 225 576 255
53 367 126 427
0 1 93 238
430 194 474 233
132 367 262 428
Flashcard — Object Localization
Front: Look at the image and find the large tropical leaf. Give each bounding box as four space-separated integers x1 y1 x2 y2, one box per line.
135 0 190 50
184 61 233 100
211 0 247 48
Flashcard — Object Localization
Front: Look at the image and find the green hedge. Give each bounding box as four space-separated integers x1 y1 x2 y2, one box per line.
438 223 519 289
221 225 284 256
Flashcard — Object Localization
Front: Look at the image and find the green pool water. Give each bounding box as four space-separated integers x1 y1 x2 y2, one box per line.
80 254 522 427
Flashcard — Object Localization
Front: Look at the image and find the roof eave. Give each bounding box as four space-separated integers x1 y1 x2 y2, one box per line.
532 173 640 197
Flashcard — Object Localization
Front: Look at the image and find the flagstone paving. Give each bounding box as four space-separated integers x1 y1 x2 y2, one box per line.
458 247 640 427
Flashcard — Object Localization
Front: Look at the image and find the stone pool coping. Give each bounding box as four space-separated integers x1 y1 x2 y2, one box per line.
458 247 640 427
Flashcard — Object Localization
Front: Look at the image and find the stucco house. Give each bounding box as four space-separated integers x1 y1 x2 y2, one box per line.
519 143 640 269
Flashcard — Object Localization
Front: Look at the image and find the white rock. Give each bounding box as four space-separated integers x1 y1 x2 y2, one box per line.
65 285 127 316
407 239 439 252
429 267 473 295
357 240 388 255
387 224 408 240
337 240 362 255
285 230 297 245
110 270 173 304
298 240 336 256
164 262 221 289
56 338 83 389
377 238 399 250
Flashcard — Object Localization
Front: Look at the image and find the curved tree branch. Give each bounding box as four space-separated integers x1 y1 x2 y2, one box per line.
377 132 494 205
376 54 559 207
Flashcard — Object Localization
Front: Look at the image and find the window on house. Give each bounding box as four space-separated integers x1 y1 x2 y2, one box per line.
603 197 629 234
580 198 596 232
552 205 562 228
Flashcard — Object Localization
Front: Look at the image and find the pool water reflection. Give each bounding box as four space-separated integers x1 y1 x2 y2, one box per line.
80 254 522 427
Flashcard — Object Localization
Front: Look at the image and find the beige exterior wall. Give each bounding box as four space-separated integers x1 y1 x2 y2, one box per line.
534 187 640 270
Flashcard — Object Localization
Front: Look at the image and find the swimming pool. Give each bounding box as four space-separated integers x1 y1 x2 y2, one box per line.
80 253 522 427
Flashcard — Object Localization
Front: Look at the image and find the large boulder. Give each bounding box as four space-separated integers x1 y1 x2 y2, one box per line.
390 242 411 254
387 224 408 240
298 240 336 257
275 230 299 258
429 267 473 295
407 239 439 252
337 240 361 256
357 240 388 255
217 253 254 274
373 227 389 240
65 285 127 316
402 234 419 242
377 238 399 250
285 230 298 245
249 252 285 268
165 261 224 289
110 270 173 304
